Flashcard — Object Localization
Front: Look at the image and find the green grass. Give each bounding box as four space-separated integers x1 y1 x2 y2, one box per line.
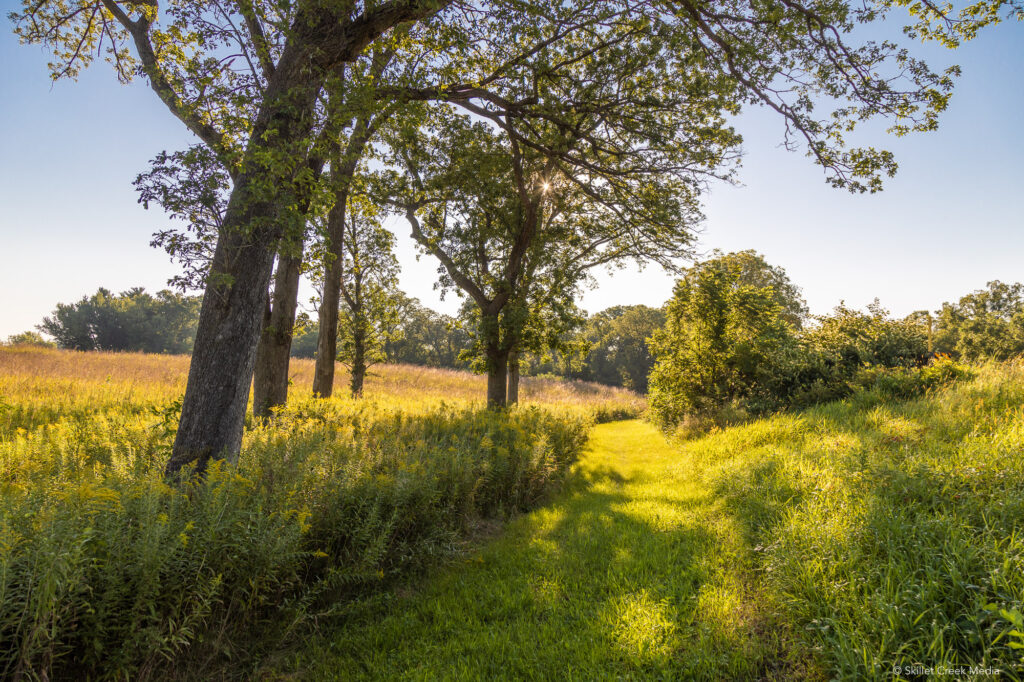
4 349 1023 680
291 420 783 680
290 362 1024 681
1 349 628 680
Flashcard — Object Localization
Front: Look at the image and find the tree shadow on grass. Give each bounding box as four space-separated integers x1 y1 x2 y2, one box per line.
299 428 788 681
703 398 1024 681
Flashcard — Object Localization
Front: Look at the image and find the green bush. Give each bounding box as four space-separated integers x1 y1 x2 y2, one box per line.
648 252 801 431
648 254 964 434
0 397 589 680
852 356 975 401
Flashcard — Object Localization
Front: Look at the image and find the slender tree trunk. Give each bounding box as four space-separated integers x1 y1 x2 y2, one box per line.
253 247 303 419
312 188 348 398
313 117 375 398
507 349 520 405
351 318 367 397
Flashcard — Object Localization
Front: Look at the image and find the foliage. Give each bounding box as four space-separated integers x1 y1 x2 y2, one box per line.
0 347 638 679
646 253 958 432
383 293 472 369
289 312 320 359
648 252 800 429
38 288 201 354
3 331 54 348
804 300 930 373
135 146 230 292
932 280 1024 361
572 305 666 393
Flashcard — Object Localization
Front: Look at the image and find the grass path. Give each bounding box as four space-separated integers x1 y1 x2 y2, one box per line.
293 420 784 680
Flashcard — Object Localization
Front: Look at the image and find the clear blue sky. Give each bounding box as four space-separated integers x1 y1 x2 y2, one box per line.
1 5 1022 339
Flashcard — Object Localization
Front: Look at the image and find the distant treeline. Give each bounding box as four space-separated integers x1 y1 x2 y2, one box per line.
8 269 1024 397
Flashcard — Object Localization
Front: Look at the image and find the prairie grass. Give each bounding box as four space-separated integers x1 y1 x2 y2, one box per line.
0 347 641 680
0 347 645 428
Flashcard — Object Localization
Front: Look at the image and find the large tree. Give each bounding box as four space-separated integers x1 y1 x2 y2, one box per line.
932 281 1024 361
12 0 1019 467
577 305 667 393
39 287 201 354
11 0 457 474
380 0 1020 405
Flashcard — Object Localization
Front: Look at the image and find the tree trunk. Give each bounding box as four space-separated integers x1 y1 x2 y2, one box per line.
313 117 374 398
253 247 303 419
487 350 508 408
351 320 367 398
166 216 284 477
312 188 348 398
167 51 322 477
166 2 451 477
507 349 520 405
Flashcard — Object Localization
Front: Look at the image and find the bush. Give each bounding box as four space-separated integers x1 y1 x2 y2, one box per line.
3 331 54 348
649 255 963 434
648 253 801 431
0 395 589 680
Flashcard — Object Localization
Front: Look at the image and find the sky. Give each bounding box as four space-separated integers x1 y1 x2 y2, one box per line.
1 6 1022 339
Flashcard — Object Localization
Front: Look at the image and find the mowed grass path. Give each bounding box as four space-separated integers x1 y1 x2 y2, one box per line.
294 420 782 681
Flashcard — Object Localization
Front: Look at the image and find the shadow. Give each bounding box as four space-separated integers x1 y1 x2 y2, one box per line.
296 424 787 681
698 393 1024 680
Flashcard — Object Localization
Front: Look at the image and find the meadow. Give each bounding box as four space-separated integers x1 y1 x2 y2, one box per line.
292 362 1024 681
0 347 642 680
3 347 1024 680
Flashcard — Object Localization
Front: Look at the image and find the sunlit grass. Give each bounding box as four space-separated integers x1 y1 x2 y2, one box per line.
288 362 1024 681
0 347 644 433
0 347 638 679
291 420 785 680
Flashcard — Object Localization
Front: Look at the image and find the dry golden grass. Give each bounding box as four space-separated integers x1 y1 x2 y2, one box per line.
0 346 645 414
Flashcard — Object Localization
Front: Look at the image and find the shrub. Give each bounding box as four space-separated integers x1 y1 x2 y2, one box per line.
851 356 975 401
3 331 54 348
648 254 801 430
0 392 589 680
649 256 964 434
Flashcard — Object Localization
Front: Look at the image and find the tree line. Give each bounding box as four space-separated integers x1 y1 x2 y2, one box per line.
10 0 1019 475
12 263 1024 410
646 251 1024 432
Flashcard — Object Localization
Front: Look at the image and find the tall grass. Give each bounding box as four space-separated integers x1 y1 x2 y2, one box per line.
0 347 645 425
681 361 1024 679
0 348 641 680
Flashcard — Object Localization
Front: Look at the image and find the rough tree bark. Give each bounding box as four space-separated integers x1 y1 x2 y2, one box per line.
507 349 520 405
252 247 303 419
168 0 448 476
312 186 349 398
486 347 509 408
482 311 508 408
167 65 321 476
